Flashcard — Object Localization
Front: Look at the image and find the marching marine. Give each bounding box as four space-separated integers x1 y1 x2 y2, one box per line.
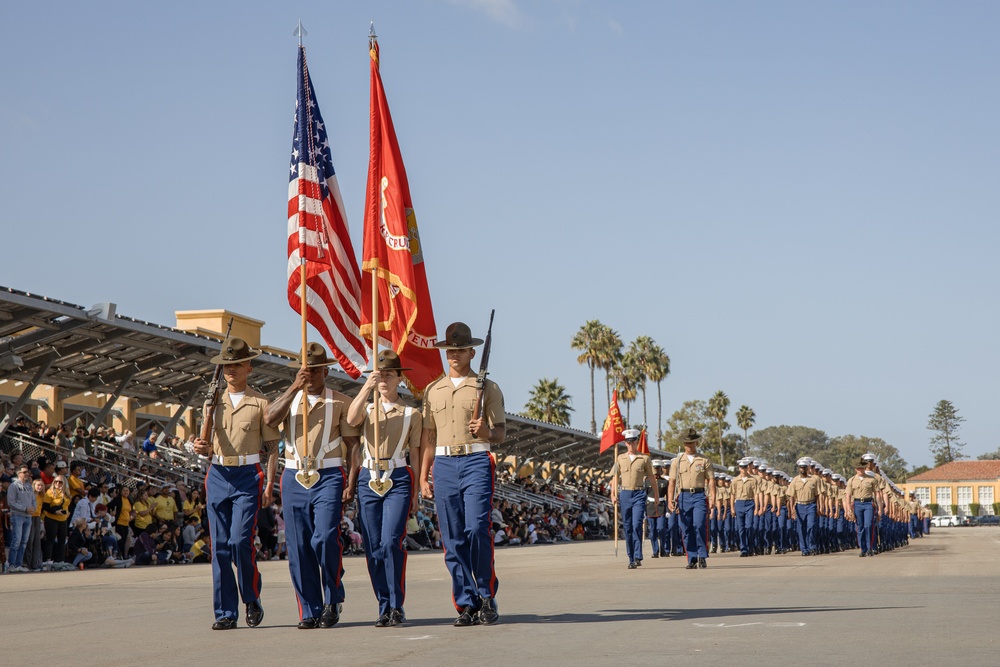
611 428 659 569
347 350 422 627
264 342 360 629
192 337 281 630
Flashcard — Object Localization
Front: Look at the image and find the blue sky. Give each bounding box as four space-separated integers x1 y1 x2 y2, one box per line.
2 1 997 468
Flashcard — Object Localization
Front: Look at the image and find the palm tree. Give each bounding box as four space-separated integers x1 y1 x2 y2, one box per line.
627 336 655 428
735 405 756 458
598 326 623 410
708 390 731 467
523 378 574 427
646 344 670 446
570 320 605 434
611 362 638 423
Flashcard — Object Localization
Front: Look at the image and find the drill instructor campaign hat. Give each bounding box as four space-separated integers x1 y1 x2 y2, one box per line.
210 337 262 365
433 322 484 349
681 428 702 443
289 342 338 369
363 349 412 373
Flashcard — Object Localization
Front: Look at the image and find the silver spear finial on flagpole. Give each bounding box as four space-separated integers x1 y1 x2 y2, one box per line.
294 20 307 46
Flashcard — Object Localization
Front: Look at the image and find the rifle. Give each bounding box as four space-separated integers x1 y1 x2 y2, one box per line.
199 318 234 442
472 309 495 422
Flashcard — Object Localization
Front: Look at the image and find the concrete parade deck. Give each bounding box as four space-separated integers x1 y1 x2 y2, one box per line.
2 527 997 666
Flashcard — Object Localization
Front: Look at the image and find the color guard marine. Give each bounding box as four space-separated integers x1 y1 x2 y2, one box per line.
192 337 281 631
347 350 422 628
264 343 360 629
419 322 505 627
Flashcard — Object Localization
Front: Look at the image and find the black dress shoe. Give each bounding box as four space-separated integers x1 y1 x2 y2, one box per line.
375 613 391 628
212 618 237 630
478 597 499 625
698 557 707 569
319 603 341 628
628 561 637 569
685 561 698 570
454 606 478 627
298 618 319 629
659 551 668 557
388 608 406 626
652 552 659 558
739 552 748 557
635 559 642 567
711 545 717 553
245 600 264 628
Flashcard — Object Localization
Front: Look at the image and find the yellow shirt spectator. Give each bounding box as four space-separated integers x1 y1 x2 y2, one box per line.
153 493 178 523
133 498 154 530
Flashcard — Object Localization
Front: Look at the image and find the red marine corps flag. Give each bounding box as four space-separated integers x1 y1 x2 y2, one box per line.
599 391 625 454
637 428 650 455
287 43 367 377
360 31 442 394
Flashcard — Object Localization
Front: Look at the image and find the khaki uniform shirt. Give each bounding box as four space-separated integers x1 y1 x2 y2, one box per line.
845 474 878 500
362 401 422 461
731 476 758 501
613 453 653 490
668 453 713 489
211 387 280 457
788 475 820 503
284 390 359 462
422 375 504 447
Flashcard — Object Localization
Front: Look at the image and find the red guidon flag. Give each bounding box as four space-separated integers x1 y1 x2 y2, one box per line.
360 35 442 394
637 428 650 455
287 45 367 377
599 391 625 454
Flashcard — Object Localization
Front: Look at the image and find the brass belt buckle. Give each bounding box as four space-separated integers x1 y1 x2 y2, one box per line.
450 444 465 456
223 455 239 466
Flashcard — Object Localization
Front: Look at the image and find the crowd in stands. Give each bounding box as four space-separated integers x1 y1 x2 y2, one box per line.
1 416 613 575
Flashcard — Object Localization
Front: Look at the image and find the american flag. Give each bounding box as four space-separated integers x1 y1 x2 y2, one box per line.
287 44 367 377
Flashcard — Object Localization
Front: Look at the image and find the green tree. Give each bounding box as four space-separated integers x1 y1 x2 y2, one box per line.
909 464 931 478
735 405 756 460
663 400 710 452
977 447 1000 461
828 435 908 480
927 400 966 466
707 390 731 467
748 425 831 474
570 320 606 434
522 378 574 427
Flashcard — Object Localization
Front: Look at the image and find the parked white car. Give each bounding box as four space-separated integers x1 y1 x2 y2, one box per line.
931 515 960 527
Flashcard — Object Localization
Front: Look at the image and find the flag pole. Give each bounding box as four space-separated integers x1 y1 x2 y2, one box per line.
371 265 381 467
297 25 311 470
614 440 619 558
369 24 381 466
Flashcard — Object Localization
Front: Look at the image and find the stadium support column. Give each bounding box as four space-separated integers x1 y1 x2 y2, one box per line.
89 370 137 433
155 392 200 446
0 354 55 438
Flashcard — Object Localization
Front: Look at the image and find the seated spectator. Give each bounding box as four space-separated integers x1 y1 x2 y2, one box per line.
182 515 201 552
132 525 159 566
152 485 178 525
188 530 211 563
67 518 94 569
132 487 155 533
493 523 509 547
142 435 158 458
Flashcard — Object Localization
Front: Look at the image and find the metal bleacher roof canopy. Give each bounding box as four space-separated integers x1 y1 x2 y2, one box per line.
0 286 618 470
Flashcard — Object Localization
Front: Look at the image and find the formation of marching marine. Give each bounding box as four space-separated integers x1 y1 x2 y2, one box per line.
615 429 932 569
192 321 504 630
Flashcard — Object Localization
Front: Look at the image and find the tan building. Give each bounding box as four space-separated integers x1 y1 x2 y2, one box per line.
902 461 1000 517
